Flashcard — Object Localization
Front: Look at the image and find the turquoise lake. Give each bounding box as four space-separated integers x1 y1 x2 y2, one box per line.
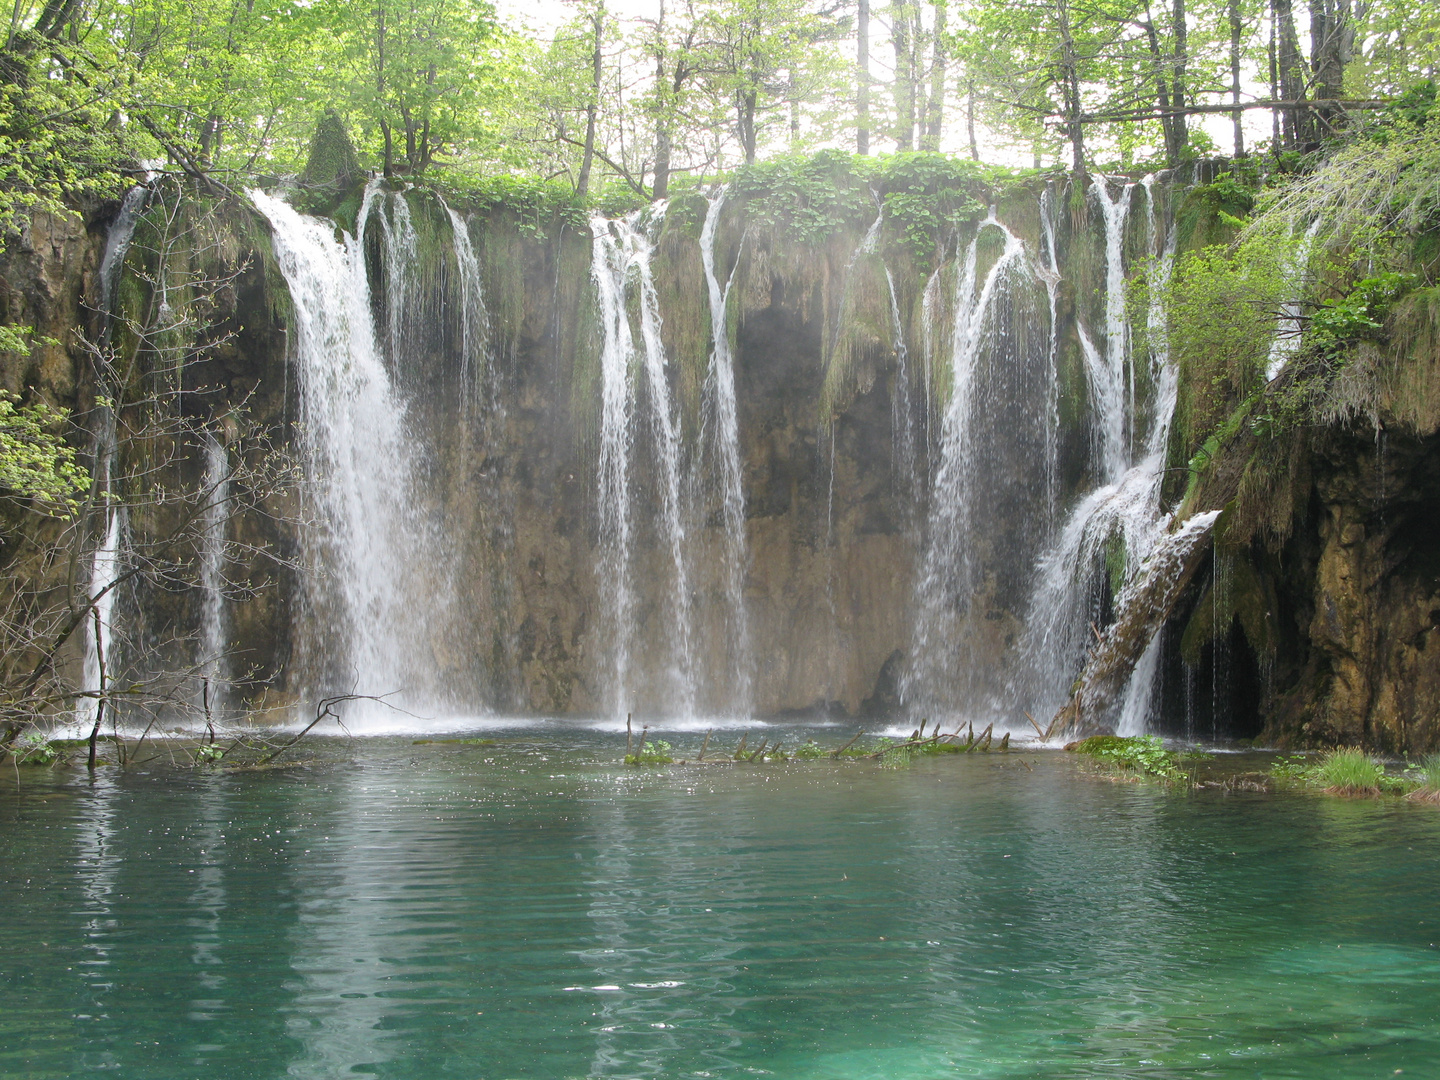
3 726 1440 1078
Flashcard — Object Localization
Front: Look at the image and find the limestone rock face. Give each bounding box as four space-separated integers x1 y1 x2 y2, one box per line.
1265 429 1440 751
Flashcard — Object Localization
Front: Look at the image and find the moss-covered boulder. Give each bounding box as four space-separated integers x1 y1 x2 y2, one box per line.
301 109 361 189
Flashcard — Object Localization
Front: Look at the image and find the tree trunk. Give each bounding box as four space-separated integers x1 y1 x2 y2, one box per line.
1230 0 1245 156
739 88 758 162
376 1 392 178
651 8 670 202
967 80 979 161
1057 0 1086 179
890 0 915 150
1310 0 1353 134
921 0 946 151
1169 0 1189 162
577 7 603 198
1273 0 1308 148
857 0 870 153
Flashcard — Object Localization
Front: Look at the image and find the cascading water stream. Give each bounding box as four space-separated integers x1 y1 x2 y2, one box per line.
1266 216 1325 381
906 214 1032 716
1088 175 1136 481
1038 184 1063 522
440 199 491 410
197 430 231 709
590 207 696 718
699 189 751 716
884 265 917 510
98 184 149 333
1019 173 1184 732
76 188 150 726
249 188 430 714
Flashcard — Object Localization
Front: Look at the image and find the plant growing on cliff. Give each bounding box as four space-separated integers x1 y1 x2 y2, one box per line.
0 382 90 519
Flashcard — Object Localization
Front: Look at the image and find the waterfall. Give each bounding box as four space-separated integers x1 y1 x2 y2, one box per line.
98 184 149 332
1266 217 1325 381
75 188 148 727
1018 173 1184 731
78 501 124 726
197 430 231 712
1088 176 1136 480
249 188 430 713
1038 184 1063 522
699 189 751 716
371 183 420 365
884 266 917 508
590 207 696 718
906 214 1034 716
441 199 491 410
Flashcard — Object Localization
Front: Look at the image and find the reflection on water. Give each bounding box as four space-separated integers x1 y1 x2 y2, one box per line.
4 729 1440 1078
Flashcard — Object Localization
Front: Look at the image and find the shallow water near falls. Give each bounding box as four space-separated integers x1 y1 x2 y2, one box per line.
5 732 1440 1078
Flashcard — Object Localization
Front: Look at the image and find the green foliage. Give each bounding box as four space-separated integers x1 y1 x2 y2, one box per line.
1155 242 1289 456
872 153 987 269
625 740 674 765
0 368 91 519
13 732 58 765
1071 735 1194 782
1309 272 1419 349
443 173 590 237
729 150 874 244
192 744 226 765
1194 177 1258 228
792 740 826 759
1269 753 1316 780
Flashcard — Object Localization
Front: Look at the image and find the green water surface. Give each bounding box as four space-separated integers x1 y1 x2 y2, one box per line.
3 727 1439 1079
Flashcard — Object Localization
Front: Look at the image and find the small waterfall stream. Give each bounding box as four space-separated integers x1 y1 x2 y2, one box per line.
77 186 149 726
699 189 752 716
197 430 231 710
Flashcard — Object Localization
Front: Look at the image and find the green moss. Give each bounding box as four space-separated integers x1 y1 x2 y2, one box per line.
1180 554 1276 665
301 109 362 190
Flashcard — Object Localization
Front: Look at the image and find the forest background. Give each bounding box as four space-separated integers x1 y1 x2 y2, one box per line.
2 0 1437 234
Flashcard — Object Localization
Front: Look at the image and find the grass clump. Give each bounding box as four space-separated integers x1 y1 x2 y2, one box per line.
1070 735 1192 782
793 740 827 759
1407 753 1440 803
1272 748 1409 795
1314 747 1384 793
625 741 674 766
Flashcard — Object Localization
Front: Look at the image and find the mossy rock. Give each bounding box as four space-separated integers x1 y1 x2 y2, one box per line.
302 109 361 190
1068 734 1129 755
